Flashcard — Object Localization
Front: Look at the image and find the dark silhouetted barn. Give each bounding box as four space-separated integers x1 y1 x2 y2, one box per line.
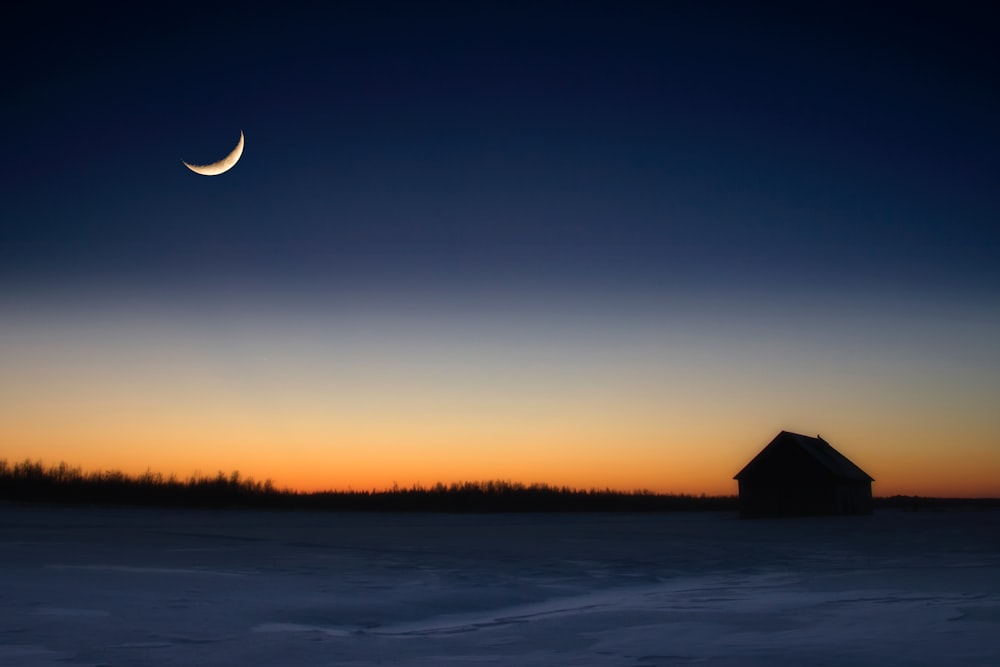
734 431 874 518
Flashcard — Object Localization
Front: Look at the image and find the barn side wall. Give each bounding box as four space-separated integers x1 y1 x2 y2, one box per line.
835 481 873 515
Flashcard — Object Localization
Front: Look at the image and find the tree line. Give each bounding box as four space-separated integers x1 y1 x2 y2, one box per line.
0 459 739 512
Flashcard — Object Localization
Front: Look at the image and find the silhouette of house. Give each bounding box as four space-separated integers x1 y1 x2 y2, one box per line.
734 431 874 518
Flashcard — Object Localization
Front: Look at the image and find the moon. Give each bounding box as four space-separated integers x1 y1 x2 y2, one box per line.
183 131 244 176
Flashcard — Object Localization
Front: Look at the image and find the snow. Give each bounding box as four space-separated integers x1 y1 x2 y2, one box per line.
1 507 998 665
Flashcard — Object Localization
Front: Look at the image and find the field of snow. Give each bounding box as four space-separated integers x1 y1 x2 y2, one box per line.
1 506 998 666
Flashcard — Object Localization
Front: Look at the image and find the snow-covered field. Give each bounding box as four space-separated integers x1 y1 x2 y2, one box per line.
1 507 998 666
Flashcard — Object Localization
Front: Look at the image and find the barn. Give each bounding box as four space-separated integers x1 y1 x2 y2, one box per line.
734 431 874 518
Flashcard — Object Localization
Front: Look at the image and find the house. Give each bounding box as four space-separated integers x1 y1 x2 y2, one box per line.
734 431 874 518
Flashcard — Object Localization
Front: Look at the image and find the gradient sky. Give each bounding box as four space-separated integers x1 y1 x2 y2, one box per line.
2 2 998 496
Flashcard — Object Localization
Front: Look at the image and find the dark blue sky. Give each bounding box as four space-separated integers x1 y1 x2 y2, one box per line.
3 1 998 300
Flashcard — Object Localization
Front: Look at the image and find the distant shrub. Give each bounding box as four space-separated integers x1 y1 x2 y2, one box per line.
874 495 1000 512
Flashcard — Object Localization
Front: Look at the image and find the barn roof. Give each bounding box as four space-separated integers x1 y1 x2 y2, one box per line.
733 431 874 482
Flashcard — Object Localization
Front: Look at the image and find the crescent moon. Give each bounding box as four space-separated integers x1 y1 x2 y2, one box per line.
183 131 244 176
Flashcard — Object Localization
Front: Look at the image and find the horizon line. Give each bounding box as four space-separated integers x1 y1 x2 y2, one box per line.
2 458 997 501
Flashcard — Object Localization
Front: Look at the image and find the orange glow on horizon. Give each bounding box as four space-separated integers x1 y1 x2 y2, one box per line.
3 426 998 498
2 295 999 500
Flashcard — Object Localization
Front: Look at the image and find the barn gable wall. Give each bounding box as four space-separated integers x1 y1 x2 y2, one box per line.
737 437 835 485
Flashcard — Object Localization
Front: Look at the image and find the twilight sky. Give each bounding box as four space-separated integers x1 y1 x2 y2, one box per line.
2 2 998 495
